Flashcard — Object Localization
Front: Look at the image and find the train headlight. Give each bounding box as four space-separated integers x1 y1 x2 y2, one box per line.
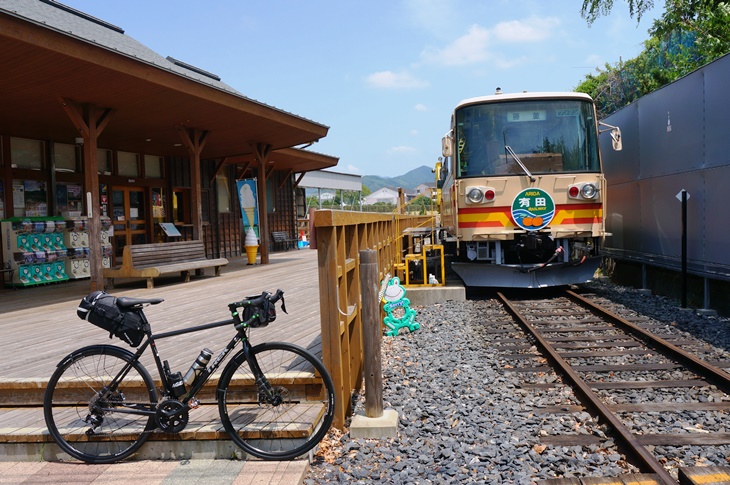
465 186 495 204
580 183 598 199
466 187 483 203
568 183 599 199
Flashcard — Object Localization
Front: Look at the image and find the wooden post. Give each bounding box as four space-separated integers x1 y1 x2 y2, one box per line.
176 126 209 242
360 249 383 418
58 98 113 292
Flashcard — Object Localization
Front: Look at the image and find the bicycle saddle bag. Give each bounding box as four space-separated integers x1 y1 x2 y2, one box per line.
77 291 148 347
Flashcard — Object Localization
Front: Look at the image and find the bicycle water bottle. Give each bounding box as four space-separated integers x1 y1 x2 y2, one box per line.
184 348 212 386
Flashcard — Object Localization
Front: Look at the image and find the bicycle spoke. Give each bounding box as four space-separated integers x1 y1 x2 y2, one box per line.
219 343 335 460
44 346 156 464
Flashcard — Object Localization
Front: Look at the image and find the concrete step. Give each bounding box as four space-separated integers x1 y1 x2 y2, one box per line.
0 403 322 462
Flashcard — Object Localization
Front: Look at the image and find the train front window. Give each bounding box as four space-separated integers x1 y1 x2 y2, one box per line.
455 99 600 177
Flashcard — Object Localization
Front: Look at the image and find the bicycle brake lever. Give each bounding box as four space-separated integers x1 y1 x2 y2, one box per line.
280 296 287 314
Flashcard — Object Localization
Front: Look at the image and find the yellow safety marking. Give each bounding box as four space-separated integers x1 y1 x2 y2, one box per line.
689 472 730 484
624 480 659 485
551 207 603 225
458 212 513 227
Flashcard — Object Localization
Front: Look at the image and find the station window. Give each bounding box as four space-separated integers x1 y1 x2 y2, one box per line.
117 151 140 177
54 143 80 172
145 155 164 178
13 179 48 217
152 187 165 220
216 174 231 213
56 182 84 217
98 149 113 174
10 137 44 170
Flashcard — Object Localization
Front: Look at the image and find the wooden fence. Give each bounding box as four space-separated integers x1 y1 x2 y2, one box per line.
314 209 435 429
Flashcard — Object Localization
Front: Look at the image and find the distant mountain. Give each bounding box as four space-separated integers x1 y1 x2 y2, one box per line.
362 165 434 193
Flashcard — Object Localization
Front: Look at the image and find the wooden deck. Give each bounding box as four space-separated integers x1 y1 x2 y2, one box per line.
0 249 325 459
0 249 322 383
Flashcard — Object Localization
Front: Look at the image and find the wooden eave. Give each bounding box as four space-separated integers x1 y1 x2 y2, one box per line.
0 12 330 160
225 147 340 175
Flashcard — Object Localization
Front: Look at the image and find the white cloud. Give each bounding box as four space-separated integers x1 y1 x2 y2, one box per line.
414 103 428 112
492 17 560 43
421 17 560 68
410 129 419 136
421 24 490 66
366 70 429 89
346 164 361 173
404 0 459 35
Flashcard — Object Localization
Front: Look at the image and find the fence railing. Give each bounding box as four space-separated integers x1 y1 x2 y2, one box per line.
313 209 435 428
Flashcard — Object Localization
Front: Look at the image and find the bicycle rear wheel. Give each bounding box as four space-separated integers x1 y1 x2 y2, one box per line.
218 342 335 460
43 345 157 463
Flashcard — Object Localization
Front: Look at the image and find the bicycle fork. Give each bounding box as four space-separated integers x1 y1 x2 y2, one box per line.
240 340 282 406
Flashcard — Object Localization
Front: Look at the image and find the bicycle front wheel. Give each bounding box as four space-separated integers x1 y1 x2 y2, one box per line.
43 345 157 463
218 342 335 460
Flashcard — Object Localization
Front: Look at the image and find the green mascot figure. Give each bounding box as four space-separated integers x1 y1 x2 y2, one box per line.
381 276 419 337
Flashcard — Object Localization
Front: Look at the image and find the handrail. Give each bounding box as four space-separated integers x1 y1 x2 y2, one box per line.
314 209 434 428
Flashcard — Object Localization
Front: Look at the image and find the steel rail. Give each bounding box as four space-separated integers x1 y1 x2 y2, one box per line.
496 291 677 485
564 289 730 395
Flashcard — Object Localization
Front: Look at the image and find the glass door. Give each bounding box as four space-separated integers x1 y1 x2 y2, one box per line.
111 187 147 264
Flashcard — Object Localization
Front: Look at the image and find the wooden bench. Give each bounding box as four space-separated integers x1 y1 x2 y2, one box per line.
271 231 299 251
103 240 228 289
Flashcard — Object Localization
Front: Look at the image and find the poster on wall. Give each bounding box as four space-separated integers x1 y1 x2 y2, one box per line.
24 180 48 217
236 179 258 235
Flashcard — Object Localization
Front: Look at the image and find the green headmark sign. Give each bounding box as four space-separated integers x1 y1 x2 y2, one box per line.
511 188 555 231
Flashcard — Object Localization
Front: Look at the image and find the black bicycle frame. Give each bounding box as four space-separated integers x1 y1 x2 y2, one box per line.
98 313 259 417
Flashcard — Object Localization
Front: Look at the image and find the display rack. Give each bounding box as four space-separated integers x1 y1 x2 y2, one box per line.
0 217 68 287
1 216 113 287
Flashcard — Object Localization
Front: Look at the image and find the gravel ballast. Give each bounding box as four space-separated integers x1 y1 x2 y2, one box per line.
304 281 730 484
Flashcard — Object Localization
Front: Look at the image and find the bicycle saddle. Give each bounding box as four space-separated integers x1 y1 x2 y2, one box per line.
116 296 164 308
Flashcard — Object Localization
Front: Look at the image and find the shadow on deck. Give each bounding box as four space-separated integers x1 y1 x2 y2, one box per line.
0 249 323 461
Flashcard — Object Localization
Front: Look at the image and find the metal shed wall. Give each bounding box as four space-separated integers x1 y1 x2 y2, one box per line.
600 52 730 281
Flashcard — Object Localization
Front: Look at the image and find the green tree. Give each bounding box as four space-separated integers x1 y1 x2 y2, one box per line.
581 0 656 24
577 0 730 117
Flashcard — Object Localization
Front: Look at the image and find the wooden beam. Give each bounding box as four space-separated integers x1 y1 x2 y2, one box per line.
210 157 229 183
235 162 252 180
177 126 209 241
58 98 114 292
253 143 272 265
293 172 305 189
278 169 293 189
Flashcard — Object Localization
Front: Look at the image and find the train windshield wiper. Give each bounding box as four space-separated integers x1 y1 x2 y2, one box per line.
505 145 535 182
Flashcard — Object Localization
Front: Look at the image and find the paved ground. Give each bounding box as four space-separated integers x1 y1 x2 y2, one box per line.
0 459 308 484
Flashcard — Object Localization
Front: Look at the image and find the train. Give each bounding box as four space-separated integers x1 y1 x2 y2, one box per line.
435 90 622 288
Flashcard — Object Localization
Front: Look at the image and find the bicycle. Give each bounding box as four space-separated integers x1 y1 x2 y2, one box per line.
43 289 335 464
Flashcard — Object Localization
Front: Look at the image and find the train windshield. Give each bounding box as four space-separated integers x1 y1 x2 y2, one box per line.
454 98 600 177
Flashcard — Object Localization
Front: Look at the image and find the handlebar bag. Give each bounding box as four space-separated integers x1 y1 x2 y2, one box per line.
242 296 276 328
77 291 148 347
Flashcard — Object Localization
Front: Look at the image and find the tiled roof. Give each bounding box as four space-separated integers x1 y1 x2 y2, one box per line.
1 0 242 95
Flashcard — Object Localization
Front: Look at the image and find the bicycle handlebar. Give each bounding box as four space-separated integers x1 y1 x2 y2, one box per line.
228 289 285 330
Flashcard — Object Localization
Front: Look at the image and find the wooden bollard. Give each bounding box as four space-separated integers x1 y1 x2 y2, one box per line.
360 249 383 418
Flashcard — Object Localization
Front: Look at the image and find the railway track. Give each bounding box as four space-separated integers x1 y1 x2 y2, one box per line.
495 288 730 485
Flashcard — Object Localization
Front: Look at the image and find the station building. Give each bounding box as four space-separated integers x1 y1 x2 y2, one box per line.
0 0 339 290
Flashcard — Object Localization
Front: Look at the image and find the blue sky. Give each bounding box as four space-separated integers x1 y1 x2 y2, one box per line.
64 0 659 179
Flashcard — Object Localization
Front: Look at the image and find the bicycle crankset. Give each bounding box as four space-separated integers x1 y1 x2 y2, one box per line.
156 400 189 433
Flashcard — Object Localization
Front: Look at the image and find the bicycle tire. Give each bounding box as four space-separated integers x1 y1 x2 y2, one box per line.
43 345 158 463
218 342 335 460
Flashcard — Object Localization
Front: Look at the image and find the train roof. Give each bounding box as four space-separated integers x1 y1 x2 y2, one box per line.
456 91 593 109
